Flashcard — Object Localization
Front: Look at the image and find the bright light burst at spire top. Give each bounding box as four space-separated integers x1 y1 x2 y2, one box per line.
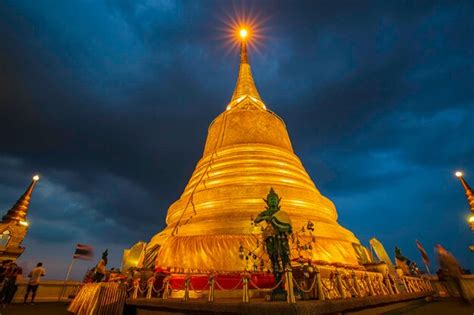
217 8 270 56
239 28 248 40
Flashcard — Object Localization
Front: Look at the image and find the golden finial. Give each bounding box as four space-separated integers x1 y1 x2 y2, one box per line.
2 174 40 223
228 26 264 109
455 170 474 213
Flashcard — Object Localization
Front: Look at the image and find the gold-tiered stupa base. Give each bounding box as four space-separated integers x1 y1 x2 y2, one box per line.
155 233 362 273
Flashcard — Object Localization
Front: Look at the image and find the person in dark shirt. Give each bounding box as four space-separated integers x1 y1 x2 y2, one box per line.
0 263 17 305
0 262 5 284
0 261 12 284
2 266 22 307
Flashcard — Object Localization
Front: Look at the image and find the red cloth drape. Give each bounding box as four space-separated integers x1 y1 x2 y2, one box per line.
168 273 275 290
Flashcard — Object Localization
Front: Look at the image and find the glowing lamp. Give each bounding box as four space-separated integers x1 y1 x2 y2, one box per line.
19 220 29 227
455 171 463 178
239 28 248 40
33 175 40 181
468 212 474 231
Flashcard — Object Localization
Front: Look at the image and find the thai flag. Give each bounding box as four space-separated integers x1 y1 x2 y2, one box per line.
73 244 94 260
416 240 430 266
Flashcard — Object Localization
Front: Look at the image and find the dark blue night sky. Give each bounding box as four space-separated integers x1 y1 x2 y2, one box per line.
0 1 473 279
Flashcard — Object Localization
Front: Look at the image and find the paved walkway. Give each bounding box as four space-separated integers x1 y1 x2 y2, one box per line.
0 302 71 315
347 298 474 315
0 298 472 314
128 292 432 314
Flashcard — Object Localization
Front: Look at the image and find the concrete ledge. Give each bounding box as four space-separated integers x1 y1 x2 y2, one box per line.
127 292 434 315
12 280 81 303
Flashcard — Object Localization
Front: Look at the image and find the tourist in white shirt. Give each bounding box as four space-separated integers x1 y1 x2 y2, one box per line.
24 262 45 304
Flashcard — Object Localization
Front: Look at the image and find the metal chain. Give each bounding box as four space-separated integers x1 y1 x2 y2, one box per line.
214 279 243 291
137 284 147 293
152 282 166 293
342 278 355 291
249 278 284 291
292 276 317 293
189 281 209 292
170 282 185 291
321 279 336 291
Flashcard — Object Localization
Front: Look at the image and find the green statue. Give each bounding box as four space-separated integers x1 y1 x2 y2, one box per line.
395 246 420 276
254 188 292 287
395 246 411 264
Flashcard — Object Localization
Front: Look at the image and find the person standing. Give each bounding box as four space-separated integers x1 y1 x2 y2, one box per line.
3 266 22 307
92 250 108 282
24 262 45 304
0 261 12 291
0 263 16 303
0 261 7 285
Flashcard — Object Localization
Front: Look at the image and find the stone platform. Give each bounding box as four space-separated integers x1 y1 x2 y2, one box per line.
126 292 433 315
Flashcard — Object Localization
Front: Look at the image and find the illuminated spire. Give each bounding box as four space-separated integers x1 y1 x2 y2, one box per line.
228 28 264 109
455 171 474 212
2 175 40 223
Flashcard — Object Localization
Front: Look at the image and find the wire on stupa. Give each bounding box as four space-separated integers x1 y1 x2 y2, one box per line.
171 111 229 236
171 29 265 237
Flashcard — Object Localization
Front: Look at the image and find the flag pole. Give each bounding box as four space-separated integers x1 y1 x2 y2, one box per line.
415 240 431 275
59 257 75 301
369 242 376 262
424 263 431 274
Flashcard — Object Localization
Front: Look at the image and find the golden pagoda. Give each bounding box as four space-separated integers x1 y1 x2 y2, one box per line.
143 30 367 272
455 171 474 232
0 175 39 261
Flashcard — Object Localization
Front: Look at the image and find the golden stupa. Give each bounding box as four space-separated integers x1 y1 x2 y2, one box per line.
0 175 39 261
145 30 366 272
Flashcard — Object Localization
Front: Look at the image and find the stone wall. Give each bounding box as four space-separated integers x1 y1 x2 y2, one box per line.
11 279 82 302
